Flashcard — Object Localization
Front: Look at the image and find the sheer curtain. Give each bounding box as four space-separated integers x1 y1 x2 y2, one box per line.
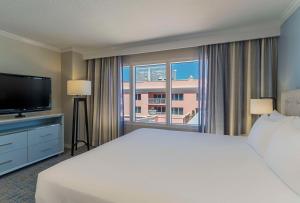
86 56 124 146
199 37 278 135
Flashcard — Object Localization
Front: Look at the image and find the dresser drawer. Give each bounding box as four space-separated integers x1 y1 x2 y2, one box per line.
28 139 60 162
28 124 60 146
0 148 27 174
0 131 27 154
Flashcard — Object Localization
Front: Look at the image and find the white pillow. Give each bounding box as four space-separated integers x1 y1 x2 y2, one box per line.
247 115 283 157
269 110 286 121
264 118 300 195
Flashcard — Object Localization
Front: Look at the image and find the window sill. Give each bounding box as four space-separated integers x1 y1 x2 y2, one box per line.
124 121 199 132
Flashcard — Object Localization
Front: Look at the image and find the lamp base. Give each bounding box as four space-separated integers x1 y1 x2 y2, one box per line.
71 97 90 156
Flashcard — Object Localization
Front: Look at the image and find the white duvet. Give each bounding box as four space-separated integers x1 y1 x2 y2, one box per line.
35 128 300 203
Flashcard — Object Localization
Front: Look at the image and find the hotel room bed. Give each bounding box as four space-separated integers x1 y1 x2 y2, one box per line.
35 128 300 203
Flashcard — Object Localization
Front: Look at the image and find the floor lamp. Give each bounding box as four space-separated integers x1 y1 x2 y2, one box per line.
67 80 91 156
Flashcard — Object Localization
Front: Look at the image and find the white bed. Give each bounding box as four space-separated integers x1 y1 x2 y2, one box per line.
36 90 300 203
35 128 300 203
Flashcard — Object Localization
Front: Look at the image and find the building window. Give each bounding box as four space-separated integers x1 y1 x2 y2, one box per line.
135 94 141 100
172 93 184 101
153 93 165 98
123 59 201 126
172 108 184 115
135 106 141 113
149 106 165 114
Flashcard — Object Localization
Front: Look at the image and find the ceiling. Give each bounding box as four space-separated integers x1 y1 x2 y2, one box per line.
0 0 295 52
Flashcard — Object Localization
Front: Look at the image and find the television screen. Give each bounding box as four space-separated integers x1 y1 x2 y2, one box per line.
0 73 51 114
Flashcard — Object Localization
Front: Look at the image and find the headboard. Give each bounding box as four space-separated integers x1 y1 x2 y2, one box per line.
281 89 300 116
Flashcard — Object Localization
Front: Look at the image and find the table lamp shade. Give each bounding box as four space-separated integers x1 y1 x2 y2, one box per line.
67 80 91 96
250 99 273 115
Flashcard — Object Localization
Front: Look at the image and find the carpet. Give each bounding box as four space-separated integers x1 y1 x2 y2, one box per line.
0 147 87 203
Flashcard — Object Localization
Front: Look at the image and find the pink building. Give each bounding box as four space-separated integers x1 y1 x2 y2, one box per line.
123 79 199 124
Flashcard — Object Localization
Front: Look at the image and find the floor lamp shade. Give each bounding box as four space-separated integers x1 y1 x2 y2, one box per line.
250 99 273 115
67 80 91 96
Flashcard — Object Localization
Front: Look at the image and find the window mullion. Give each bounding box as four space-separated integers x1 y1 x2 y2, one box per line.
130 65 135 122
166 62 171 125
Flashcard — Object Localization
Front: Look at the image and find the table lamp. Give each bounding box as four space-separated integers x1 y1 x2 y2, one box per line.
250 98 274 115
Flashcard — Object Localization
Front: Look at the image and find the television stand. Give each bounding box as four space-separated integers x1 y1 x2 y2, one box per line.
15 113 26 118
0 113 64 176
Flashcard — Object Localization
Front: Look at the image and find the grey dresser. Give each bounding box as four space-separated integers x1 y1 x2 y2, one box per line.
0 114 64 176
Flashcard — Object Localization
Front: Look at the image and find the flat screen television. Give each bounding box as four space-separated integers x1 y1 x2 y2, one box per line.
0 73 51 117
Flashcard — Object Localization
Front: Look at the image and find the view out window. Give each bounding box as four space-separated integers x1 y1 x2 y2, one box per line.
122 66 130 121
135 64 166 123
172 107 184 115
171 61 199 125
123 59 201 127
172 94 184 101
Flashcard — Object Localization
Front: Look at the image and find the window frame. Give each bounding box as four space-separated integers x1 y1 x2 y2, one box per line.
123 59 199 128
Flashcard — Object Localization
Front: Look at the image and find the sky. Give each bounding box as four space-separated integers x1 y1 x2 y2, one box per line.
123 61 199 82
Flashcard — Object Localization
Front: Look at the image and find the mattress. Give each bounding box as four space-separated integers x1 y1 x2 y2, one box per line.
35 128 300 203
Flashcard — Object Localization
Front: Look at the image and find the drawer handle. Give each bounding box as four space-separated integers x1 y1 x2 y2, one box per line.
0 142 13 147
41 148 51 153
0 160 12 166
40 133 52 138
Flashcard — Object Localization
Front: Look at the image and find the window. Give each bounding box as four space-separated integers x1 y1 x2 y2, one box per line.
171 61 199 125
135 94 141 100
123 59 202 127
172 93 184 101
153 93 165 98
151 106 165 114
172 107 183 115
135 64 166 123
135 106 141 113
122 66 130 121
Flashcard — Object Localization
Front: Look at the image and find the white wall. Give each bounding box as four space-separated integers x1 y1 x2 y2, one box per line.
61 51 86 147
0 34 87 147
0 34 62 113
83 21 280 59
278 7 300 109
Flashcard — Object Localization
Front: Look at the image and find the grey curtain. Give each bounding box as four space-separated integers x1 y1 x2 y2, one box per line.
199 37 278 135
199 44 227 134
86 56 124 146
